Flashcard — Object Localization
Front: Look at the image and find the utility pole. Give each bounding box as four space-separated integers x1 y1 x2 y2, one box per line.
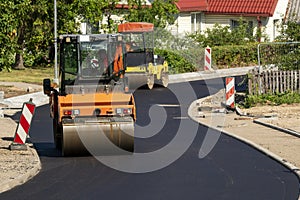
53 0 59 85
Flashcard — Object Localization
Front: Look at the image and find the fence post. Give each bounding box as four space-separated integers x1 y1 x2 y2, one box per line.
299 70 300 93
294 71 298 92
248 71 253 95
272 71 276 94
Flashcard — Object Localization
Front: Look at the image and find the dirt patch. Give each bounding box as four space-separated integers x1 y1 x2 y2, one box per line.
0 117 41 193
0 85 30 98
241 104 300 132
0 82 42 99
200 90 300 133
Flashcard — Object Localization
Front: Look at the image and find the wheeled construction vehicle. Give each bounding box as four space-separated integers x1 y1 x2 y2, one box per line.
43 34 135 156
118 22 169 90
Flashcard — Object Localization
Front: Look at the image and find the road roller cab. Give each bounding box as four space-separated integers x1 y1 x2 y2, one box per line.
118 22 169 90
43 34 136 156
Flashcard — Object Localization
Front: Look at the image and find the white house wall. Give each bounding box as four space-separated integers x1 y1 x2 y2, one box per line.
170 0 288 41
204 15 264 40
168 13 192 36
263 0 288 41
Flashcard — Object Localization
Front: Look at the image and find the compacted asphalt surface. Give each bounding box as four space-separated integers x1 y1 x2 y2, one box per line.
0 79 299 200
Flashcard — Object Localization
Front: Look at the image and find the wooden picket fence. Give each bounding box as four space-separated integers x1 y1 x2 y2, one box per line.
248 69 300 95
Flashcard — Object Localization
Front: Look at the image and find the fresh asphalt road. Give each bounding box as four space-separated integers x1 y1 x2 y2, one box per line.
0 78 299 200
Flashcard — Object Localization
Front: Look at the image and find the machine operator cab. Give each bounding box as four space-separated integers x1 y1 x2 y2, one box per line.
58 34 127 95
117 22 169 90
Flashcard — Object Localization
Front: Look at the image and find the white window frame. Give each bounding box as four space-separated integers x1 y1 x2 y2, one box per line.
191 12 201 33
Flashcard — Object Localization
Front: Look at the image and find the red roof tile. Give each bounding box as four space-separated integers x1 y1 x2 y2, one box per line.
206 0 278 16
175 0 207 12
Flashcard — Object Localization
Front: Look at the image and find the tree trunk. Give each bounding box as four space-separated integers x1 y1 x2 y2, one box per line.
13 25 26 70
14 54 25 70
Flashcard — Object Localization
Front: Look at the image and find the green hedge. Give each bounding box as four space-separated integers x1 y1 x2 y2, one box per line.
155 49 196 74
213 43 258 68
154 43 258 73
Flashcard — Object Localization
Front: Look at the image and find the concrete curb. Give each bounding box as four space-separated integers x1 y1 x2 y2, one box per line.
3 91 48 109
0 143 41 194
188 98 300 200
254 118 300 138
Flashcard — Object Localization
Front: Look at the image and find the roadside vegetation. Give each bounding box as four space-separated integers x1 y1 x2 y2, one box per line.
0 67 53 84
244 93 300 108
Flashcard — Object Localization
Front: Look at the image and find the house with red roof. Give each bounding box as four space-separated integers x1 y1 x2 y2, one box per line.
82 0 296 41
169 0 289 41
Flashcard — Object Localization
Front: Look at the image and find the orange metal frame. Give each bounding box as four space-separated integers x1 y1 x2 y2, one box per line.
118 22 154 33
57 93 136 122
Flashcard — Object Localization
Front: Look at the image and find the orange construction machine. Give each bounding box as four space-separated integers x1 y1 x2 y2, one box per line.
43 34 135 156
118 22 169 90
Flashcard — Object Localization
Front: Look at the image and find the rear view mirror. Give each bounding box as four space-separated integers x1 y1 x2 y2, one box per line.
43 78 52 95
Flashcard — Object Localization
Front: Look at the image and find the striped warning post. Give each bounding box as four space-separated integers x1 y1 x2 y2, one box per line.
10 98 36 150
204 47 212 71
225 77 235 109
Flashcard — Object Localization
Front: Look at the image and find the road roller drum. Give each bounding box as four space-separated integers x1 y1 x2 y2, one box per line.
62 117 134 156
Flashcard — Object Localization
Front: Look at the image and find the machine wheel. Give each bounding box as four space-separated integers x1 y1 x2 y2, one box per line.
161 72 169 88
147 75 154 90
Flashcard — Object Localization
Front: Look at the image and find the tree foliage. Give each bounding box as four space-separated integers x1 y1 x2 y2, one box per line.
125 0 178 28
276 19 300 42
0 0 22 71
0 0 178 71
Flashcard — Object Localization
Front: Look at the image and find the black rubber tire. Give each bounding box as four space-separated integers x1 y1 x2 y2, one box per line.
53 119 62 150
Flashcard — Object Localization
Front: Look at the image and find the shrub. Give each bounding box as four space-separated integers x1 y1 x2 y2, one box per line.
244 92 300 108
155 49 196 74
213 43 258 68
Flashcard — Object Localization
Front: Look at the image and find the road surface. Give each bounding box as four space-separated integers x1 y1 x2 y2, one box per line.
0 79 299 200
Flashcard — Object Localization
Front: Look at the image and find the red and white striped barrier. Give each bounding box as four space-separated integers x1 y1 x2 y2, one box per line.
10 98 36 150
204 47 212 71
225 77 235 109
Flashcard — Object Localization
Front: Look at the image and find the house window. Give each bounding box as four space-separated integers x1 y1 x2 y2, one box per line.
191 13 201 33
231 19 253 37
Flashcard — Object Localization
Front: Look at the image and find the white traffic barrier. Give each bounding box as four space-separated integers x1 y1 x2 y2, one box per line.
204 46 212 71
225 77 235 109
10 98 36 150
